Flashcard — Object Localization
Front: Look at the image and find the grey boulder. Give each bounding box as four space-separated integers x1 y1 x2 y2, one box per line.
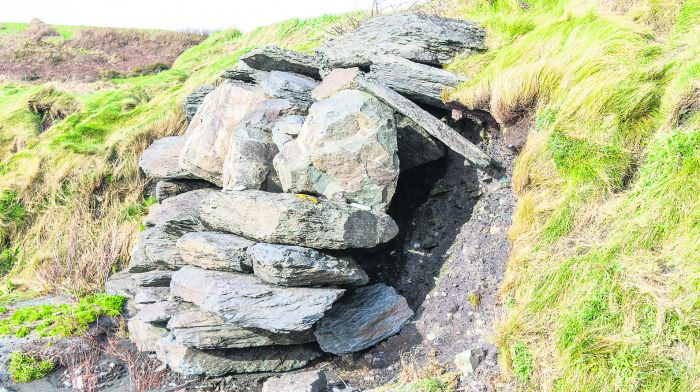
176 231 255 272
133 301 178 325
128 318 168 352
314 284 413 355
221 61 269 84
262 369 327 392
170 266 344 333
139 136 193 180
156 336 322 376
131 270 172 287
155 179 216 202
261 71 318 111
247 243 368 287
144 189 215 236
241 45 320 79
183 85 215 122
167 306 314 349
274 89 399 211
200 190 399 249
128 226 185 272
316 14 485 69
180 82 267 185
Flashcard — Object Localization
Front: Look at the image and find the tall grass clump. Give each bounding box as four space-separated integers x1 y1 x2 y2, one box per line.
440 0 700 389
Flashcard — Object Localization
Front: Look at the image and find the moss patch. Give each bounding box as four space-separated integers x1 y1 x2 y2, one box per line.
8 352 54 383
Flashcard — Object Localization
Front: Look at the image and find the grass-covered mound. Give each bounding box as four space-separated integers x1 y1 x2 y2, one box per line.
443 0 700 389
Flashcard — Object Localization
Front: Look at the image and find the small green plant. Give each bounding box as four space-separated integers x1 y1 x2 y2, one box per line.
0 293 124 338
512 342 534 383
0 306 7 313
0 247 18 275
468 293 481 310
8 352 54 383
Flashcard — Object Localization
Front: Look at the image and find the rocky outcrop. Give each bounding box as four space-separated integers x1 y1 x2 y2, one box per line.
170 266 344 332
139 136 193 180
180 82 267 185
200 190 399 249
274 89 399 211
247 243 368 287
316 14 485 69
314 284 414 355
156 337 321 376
241 45 320 79
183 85 215 122
176 232 254 272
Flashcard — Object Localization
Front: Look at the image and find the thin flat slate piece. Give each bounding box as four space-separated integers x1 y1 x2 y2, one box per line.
241 45 320 79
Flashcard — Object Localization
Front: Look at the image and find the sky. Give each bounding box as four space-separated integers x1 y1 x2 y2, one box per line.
2 0 420 32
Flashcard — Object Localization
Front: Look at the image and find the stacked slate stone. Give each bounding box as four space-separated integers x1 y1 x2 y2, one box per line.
106 13 488 377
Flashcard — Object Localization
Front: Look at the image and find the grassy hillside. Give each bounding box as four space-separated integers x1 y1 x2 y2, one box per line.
0 15 349 295
443 0 700 389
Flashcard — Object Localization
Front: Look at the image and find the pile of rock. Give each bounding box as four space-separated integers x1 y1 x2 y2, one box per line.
106 13 489 377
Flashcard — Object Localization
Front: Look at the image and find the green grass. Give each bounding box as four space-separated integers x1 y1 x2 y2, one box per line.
8 352 54 383
443 0 700 390
0 293 124 338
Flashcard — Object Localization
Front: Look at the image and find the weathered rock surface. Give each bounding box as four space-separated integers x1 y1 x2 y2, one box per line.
200 190 399 249
356 76 493 168
155 179 216 202
134 287 170 305
316 14 486 69
170 266 344 332
183 85 215 122
133 301 178 325
105 271 135 298
260 71 318 111
156 336 321 376
144 189 214 236
131 270 172 287
221 61 269 83
247 243 368 287
176 231 254 272
128 226 185 272
367 55 464 108
221 99 293 190
262 369 327 392
455 347 485 376
139 136 193 180
395 114 445 171
314 284 413 355
271 115 305 149
241 45 320 79
167 306 313 349
311 67 362 101
180 82 267 185
128 319 168 352
274 89 399 211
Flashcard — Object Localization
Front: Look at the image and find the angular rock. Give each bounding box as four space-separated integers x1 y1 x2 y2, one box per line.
221 61 269 84
183 85 215 122
274 89 399 211
311 67 361 101
272 115 305 149
105 271 136 298
156 337 322 376
241 45 320 79
144 189 215 236
155 179 216 202
139 136 193 180
261 71 318 111
201 190 399 249
170 266 344 332
167 306 313 349
455 347 485 376
367 55 464 108
134 287 170 305
247 243 368 287
133 301 178 325
180 82 267 185
356 76 493 168
314 284 413 355
128 226 185 272
128 318 168 352
176 231 255 272
395 114 445 171
316 14 486 69
221 99 295 191
262 369 327 392
131 270 172 287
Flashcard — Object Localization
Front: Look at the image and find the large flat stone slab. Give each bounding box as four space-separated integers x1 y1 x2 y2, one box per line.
247 243 368 287
156 336 322 376
128 226 185 272
180 82 267 185
316 14 485 69
139 136 193 180
273 89 399 211
144 189 215 236
241 45 320 79
155 179 216 202
167 305 314 349
170 266 344 332
314 284 413 355
200 190 399 249
176 231 255 272
221 60 269 84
